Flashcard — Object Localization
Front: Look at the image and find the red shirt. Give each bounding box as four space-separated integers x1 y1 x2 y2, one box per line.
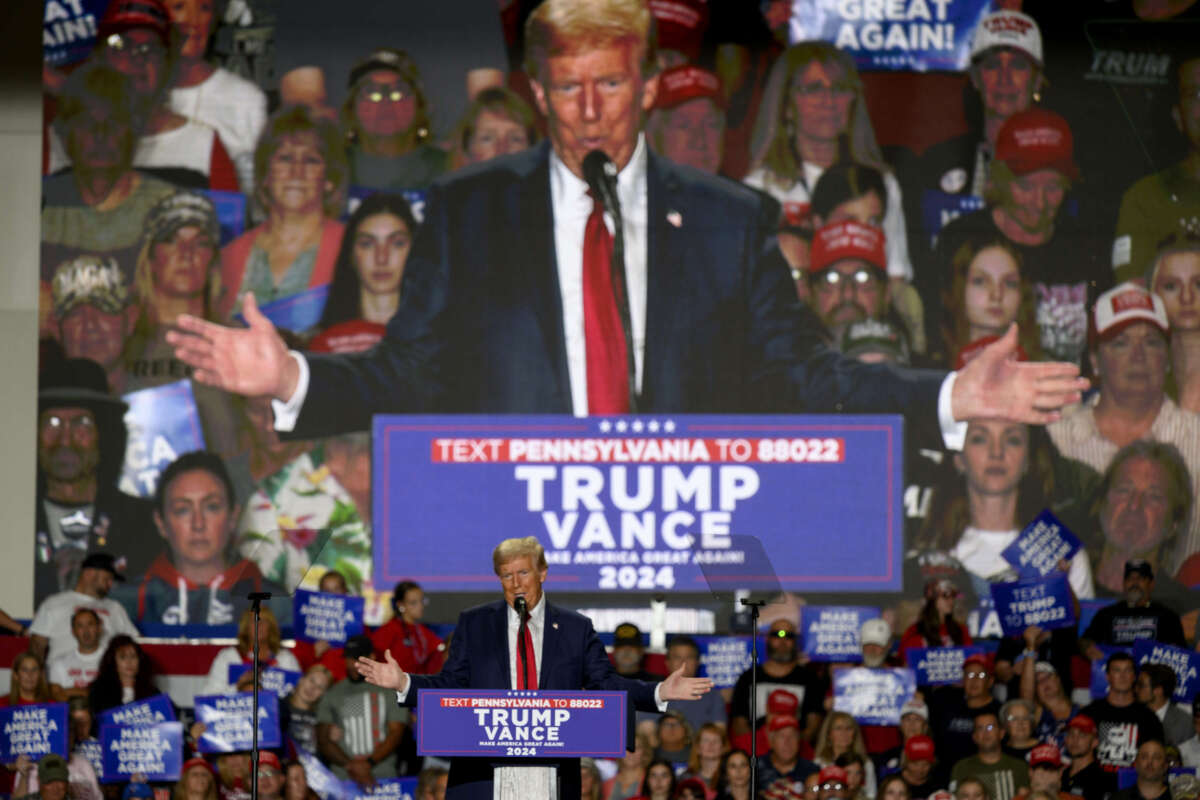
370 619 446 674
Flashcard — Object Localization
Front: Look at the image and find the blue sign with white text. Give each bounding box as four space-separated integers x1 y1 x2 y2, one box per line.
294 589 365 644
1002 510 1082 579
227 665 301 698
373 415 905 593
990 574 1077 637
906 646 987 686
1134 640 1200 703
693 636 754 689
0 703 68 762
195 692 281 752
101 722 183 783
120 380 207 498
802 607 879 662
43 0 108 66
238 285 330 335
98 694 176 727
346 778 419 800
833 668 916 726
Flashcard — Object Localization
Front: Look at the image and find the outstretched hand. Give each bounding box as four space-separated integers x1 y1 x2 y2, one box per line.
951 323 1089 425
357 649 409 693
166 293 298 400
658 664 714 702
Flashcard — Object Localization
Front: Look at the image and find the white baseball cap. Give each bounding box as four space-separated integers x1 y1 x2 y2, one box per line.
1090 282 1169 345
860 617 891 648
971 10 1043 65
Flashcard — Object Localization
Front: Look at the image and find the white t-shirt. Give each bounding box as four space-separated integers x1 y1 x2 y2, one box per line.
48 646 104 689
201 645 302 696
133 118 222 178
168 67 267 193
952 526 1096 599
29 590 139 660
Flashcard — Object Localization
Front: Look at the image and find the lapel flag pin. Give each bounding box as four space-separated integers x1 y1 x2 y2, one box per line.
552 623 559 630
667 210 682 228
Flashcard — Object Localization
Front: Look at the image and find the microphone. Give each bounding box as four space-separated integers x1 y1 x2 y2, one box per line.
514 596 528 619
582 149 622 224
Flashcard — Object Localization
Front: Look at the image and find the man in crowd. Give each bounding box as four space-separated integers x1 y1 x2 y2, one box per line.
807 220 893 344
1179 699 1200 768
1111 739 1171 800
354 536 712 798
1062 715 1116 800
1113 53 1200 283
1013 743 1078 800
644 64 724 174
50 256 137 395
611 622 663 680
169 0 1087 449
317 635 409 786
1049 283 1200 578
901 735 946 800
29 552 137 662
931 654 1001 768
950 712 1030 800
46 608 105 698
1081 653 1165 772
35 358 153 605
415 766 448 800
1081 559 1186 654
817 765 850 800
1136 663 1193 746
759 715 820 791
255 752 285 800
664 634 725 730
730 618 826 743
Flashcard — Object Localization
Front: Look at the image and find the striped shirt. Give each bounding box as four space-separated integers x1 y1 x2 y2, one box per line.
316 679 409 779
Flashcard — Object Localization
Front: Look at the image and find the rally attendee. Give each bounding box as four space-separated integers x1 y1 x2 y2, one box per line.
665 634 726 731
899 580 972 655
164 0 268 193
806 221 895 345
1080 559 1187 652
447 86 538 171
201 606 300 695
3 652 54 707
217 105 347 320
1011 744 1078 800
1048 282 1200 576
17 699 102 800
134 450 289 626
1136 663 1192 747
999 699 1040 762
877 700 932 777
12 754 71 800
175 757 218 800
878 775 912 800
34 358 153 604
29 552 137 662
340 48 448 191
949 712 1030 800
642 758 677 800
730 618 826 742
1018 660 1078 750
645 64 725 174
842 319 911 366
817 765 852 800
50 255 138 394
815 713 877 799
414 765 448 800
998 626 1079 714
613 622 664 680
1112 54 1200 284
311 193 416 349
317 635 409 784
1148 236 1200 414
251 752 284 800
656 709 694 762
1179 700 1200 768
47 608 105 698
745 41 914 283
1110 739 1171 800
675 776 709 800
283 664 332 756
86 635 159 722
370 580 445 675
1080 653 1165 772
715 749 752 800
682 722 729 793
605 733 653 800
290 570 351 681
1062 715 1115 800
900 735 946 800
759 715 821 789
930 654 1002 769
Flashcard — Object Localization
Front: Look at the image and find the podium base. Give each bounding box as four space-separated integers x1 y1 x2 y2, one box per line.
493 765 558 800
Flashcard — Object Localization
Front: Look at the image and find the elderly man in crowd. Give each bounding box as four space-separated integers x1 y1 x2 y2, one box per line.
50 256 137 395
644 64 725 174
1081 557 1187 654
949 712 1030 800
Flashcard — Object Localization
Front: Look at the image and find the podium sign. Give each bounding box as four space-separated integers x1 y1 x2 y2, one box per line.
416 690 627 758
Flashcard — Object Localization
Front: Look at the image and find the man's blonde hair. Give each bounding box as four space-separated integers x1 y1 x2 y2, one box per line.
524 0 657 82
493 536 548 575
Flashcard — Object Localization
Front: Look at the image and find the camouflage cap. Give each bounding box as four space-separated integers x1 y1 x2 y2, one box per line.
51 255 130 317
143 191 220 246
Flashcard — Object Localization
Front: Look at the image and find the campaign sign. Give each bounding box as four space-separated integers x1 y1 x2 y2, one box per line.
100 722 183 783
694 636 754 689
227 665 302 698
0 703 68 761
1134 640 1200 703
784 0 993 72
294 589 366 644
1089 646 1131 699
416 690 627 758
1002 510 1083 579
44 0 108 66
295 747 359 800
906 646 988 686
195 691 281 753
346 778 419 800
832 668 916 726
802 607 880 662
202 190 248 245
237 285 330 335
120 380 207 498
374 415 905 593
989 574 1076 637
919 191 985 249
98 694 177 727
346 187 427 225
77 738 103 780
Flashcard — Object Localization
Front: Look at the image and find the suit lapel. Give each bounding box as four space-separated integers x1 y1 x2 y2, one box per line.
495 602 513 690
541 603 558 689
643 154 686 409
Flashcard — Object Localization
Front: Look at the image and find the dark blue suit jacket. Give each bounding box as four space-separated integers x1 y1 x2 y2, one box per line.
402 599 659 799
293 142 946 436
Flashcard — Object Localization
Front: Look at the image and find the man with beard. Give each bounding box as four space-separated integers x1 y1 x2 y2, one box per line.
949 712 1030 800
1062 715 1116 800
29 553 137 663
34 358 153 606
1110 739 1171 800
806 220 892 344
930 654 1002 768
1080 653 1164 773
50 256 137 395
730 619 827 743
1081 560 1186 654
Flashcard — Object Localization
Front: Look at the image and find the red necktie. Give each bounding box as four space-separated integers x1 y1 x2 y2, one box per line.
583 190 630 414
519 621 538 690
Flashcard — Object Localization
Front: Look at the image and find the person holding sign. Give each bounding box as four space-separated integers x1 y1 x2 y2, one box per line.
201 607 300 696
354 536 714 799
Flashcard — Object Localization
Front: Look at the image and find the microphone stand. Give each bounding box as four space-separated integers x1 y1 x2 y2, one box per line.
742 598 765 800
248 591 271 800
515 597 529 690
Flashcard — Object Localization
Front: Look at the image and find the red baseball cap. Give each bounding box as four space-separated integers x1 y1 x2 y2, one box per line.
182 758 214 776
1066 714 1097 735
809 220 887 274
954 334 1029 369
905 735 936 762
963 653 992 672
98 0 171 45
768 715 800 733
818 766 848 785
1030 743 1063 768
649 0 709 61
768 689 800 715
258 752 281 772
994 108 1079 181
654 65 723 110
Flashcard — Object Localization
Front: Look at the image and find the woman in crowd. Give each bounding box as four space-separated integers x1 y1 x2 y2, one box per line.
215 753 250 800
1149 235 1200 413
370 580 446 674
876 701 932 774
682 722 728 794
341 48 447 190
814 712 876 799
448 86 538 170
935 237 1041 369
655 711 693 762
837 753 870 800
1020 660 1078 749
581 758 603 800
714 749 751 800
955 777 990 800
283 664 332 755
202 606 301 695
999 698 1039 761
283 760 317 800
174 758 218 800
641 759 678 800
674 778 709 800
164 0 268 193
3 652 53 707
877 775 911 800
311 193 417 350
134 450 290 626
915 420 1095 600
745 42 914 284
87 636 159 720
218 105 348 321
604 733 652 800
899 579 971 655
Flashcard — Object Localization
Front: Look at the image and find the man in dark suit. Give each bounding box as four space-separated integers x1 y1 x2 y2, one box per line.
356 536 712 799
168 0 1086 441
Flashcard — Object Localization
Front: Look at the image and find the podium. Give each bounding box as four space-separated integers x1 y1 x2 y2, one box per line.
416 689 629 800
